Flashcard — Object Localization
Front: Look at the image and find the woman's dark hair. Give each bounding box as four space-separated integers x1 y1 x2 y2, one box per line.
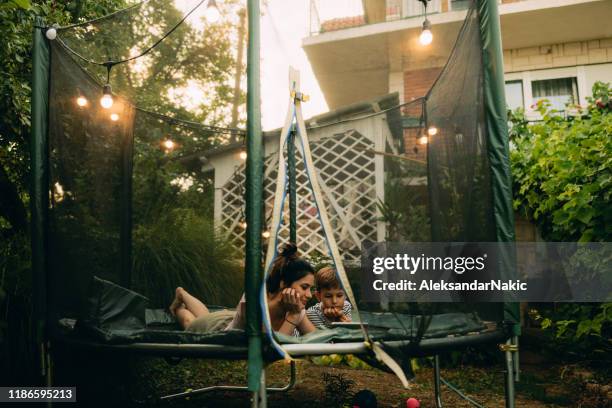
266 242 314 293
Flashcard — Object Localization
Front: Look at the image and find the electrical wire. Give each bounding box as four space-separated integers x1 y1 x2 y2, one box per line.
55 0 208 68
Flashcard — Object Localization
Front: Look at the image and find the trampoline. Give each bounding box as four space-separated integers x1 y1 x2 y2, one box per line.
30 0 520 406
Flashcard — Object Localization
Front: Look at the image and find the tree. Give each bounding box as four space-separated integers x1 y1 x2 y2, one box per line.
1 0 246 383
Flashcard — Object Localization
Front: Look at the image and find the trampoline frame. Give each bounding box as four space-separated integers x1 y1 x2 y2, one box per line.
49 329 518 407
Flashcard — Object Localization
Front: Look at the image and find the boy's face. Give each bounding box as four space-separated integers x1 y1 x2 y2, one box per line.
316 287 345 310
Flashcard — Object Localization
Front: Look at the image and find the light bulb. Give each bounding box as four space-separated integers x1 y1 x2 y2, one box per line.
240 221 247 229
46 27 57 40
76 96 88 107
100 94 113 109
205 0 220 23
239 151 247 160
262 231 270 239
100 84 113 109
427 126 438 136
419 19 433 46
110 113 119 121
163 139 175 150
418 135 428 145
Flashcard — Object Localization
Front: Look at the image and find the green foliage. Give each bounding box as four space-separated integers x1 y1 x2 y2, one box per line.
378 158 430 242
0 0 246 383
510 83 612 366
311 354 372 370
322 371 356 407
529 304 612 364
132 208 243 308
509 81 612 242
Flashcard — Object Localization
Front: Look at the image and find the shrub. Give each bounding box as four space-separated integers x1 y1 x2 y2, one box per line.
509 81 612 242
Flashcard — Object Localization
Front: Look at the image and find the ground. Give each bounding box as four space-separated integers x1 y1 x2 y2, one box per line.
52 344 611 407
126 357 609 407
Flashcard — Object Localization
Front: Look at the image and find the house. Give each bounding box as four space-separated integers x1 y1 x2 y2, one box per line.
304 0 612 160
201 93 405 261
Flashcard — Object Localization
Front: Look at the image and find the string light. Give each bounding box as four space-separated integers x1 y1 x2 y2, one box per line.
240 220 247 229
76 96 88 107
205 0 220 23
163 139 175 151
100 84 113 109
418 135 428 145
262 230 270 239
427 126 438 136
239 151 247 160
45 27 57 40
110 113 119 121
418 0 433 46
419 19 433 46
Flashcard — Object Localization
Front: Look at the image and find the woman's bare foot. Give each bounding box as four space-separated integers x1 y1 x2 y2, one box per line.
169 287 184 316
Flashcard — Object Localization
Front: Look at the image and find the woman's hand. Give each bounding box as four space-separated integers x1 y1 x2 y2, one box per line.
280 288 303 314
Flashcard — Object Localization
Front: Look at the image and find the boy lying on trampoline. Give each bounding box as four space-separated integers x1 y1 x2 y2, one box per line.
307 266 352 329
169 243 317 336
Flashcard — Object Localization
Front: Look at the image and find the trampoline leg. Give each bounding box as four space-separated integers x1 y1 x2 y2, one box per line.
512 336 520 382
258 369 268 407
45 342 53 408
433 355 443 408
503 339 516 408
161 361 296 402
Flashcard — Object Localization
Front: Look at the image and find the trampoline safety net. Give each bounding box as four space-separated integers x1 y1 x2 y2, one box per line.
43 0 515 361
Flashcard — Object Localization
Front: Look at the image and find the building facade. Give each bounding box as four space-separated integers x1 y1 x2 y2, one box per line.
304 0 612 159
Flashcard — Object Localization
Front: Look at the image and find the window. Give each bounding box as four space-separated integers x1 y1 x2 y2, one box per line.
532 77 578 112
505 80 524 111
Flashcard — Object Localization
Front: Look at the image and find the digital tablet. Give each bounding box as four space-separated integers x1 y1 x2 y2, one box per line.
330 322 369 328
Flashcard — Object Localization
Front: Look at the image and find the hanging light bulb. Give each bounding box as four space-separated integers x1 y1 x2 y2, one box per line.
110 113 120 121
419 19 433 46
262 230 270 239
100 84 113 109
239 151 247 160
45 27 57 40
163 139 175 151
240 220 247 229
418 135 429 145
205 0 221 23
427 126 438 136
76 96 88 107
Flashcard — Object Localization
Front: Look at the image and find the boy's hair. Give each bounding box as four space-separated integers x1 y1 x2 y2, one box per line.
315 267 342 291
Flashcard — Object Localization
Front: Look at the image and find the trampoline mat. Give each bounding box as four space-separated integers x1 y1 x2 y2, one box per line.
53 277 490 346
55 308 488 346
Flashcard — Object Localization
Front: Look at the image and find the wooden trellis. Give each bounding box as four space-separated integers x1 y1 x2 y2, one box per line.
219 129 380 262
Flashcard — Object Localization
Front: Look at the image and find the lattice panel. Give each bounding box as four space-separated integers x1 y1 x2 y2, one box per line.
220 130 377 262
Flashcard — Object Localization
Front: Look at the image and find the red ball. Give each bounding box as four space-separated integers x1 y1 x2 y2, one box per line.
406 397 420 408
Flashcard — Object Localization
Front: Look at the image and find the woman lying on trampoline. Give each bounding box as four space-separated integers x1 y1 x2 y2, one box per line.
169 243 317 336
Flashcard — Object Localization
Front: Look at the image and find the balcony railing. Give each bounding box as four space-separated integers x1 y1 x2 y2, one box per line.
308 0 509 36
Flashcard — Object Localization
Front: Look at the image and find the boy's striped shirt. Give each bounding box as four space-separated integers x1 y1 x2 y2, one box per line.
306 301 352 329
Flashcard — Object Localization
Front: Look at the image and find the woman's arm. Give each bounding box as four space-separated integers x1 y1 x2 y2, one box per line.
277 311 305 336
297 313 316 334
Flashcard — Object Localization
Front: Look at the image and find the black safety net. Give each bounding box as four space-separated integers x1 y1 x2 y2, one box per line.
45 0 511 362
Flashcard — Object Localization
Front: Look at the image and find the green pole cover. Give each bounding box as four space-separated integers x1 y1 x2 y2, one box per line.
31 17 50 376
245 0 264 391
478 0 520 335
